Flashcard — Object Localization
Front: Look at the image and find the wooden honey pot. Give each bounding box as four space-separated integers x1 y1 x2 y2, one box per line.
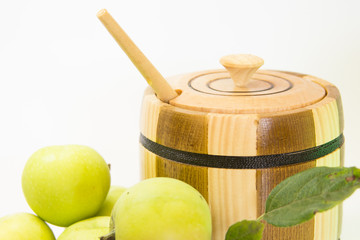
97 10 344 240
139 55 344 240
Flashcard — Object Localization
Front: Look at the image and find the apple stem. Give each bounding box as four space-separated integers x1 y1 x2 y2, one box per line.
99 230 115 240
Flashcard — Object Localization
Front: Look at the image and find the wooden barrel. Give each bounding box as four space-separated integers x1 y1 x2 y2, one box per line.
139 56 344 240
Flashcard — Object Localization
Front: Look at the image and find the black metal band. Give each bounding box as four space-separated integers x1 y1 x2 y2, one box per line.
140 133 344 169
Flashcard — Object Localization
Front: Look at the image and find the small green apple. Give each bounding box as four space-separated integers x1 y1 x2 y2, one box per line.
22 145 111 227
97 186 127 216
58 216 110 240
0 213 55 240
106 177 212 240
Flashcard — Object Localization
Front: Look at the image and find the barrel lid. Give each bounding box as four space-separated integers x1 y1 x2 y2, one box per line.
167 54 326 114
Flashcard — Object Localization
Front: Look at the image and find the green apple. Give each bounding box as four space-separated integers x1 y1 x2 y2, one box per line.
0 213 55 240
107 177 212 240
97 186 127 216
58 216 110 240
22 145 111 227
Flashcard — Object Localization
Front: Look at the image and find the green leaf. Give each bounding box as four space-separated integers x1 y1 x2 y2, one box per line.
264 166 360 227
225 220 264 240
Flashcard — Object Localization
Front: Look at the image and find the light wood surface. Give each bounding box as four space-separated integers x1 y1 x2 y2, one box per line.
220 54 264 87
207 112 258 239
139 88 163 179
140 69 344 240
97 9 178 103
305 74 343 240
208 169 257 240
168 70 326 114
207 113 258 156
314 149 342 240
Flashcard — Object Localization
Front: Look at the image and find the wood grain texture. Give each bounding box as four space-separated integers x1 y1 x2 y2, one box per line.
314 148 342 240
207 113 258 240
310 94 340 145
156 105 208 154
140 88 163 142
139 144 157 179
208 168 257 240
303 75 344 135
256 109 316 154
308 76 343 240
155 156 209 201
279 70 307 77
168 70 325 114
155 102 209 199
256 161 317 240
207 113 258 156
140 88 163 179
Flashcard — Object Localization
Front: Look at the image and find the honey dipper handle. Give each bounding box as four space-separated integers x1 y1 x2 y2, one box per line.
97 9 178 103
220 54 264 87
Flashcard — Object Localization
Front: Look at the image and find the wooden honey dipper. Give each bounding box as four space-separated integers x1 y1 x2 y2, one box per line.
97 9 178 103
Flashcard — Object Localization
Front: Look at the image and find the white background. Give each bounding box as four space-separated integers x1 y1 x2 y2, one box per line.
0 0 359 239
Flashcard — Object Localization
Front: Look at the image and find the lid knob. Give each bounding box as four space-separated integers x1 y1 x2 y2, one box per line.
220 54 264 87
